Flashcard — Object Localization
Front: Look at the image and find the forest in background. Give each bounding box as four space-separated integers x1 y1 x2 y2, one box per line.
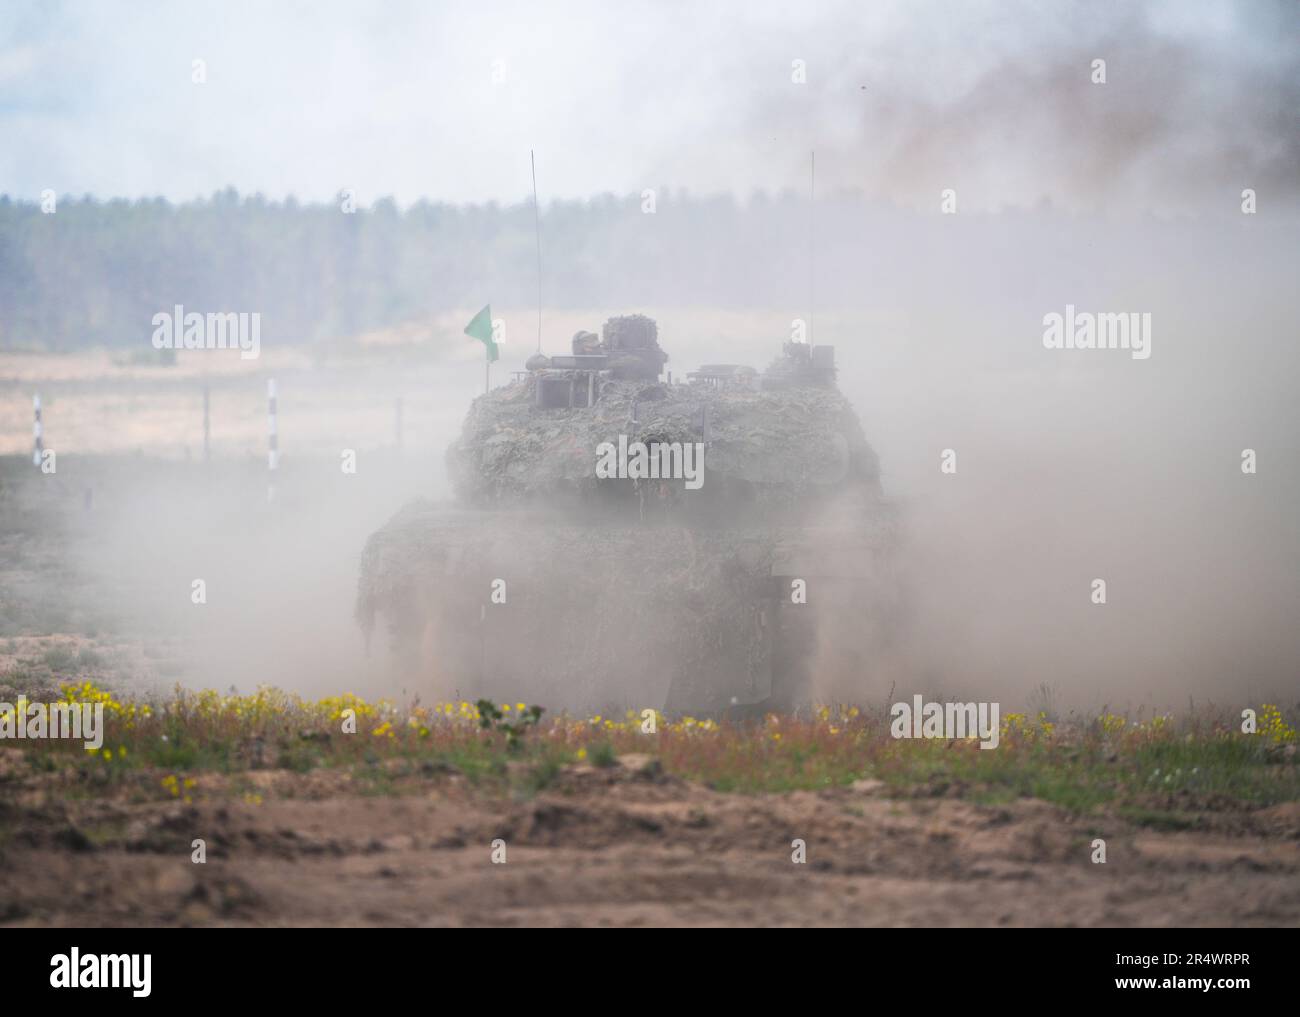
2 188 1278 352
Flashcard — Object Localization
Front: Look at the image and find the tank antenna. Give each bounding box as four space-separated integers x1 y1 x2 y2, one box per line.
809 149 815 347
531 149 543 353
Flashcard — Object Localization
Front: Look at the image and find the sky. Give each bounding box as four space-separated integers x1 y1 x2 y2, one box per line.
1 0 1296 212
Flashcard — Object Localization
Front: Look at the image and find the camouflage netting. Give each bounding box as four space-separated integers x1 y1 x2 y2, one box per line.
602 313 658 349
446 373 881 511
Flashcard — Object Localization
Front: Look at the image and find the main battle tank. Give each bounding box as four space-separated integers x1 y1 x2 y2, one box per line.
356 314 896 715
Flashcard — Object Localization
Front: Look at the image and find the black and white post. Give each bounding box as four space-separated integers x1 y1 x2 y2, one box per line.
267 378 278 501
32 393 43 467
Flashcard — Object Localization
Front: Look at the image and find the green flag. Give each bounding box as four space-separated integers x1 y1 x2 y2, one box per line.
464 304 498 363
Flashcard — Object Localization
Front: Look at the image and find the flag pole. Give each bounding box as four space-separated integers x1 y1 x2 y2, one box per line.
465 304 496 394
531 149 542 353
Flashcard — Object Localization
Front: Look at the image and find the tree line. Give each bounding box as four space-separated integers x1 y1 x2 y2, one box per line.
0 188 835 351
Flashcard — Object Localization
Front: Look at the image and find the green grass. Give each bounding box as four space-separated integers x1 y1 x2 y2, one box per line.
866 734 1297 813
7 683 1297 823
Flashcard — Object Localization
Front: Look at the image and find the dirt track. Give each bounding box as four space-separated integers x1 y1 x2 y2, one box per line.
4 761 1298 927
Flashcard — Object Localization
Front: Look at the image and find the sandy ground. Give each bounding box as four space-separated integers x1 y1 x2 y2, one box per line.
3 757 1298 927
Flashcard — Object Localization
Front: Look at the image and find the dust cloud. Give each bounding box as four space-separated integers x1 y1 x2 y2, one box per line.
57 204 1299 716
3 1 1296 715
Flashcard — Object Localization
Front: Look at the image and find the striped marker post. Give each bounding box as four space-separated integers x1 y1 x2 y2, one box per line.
267 379 278 502
32 394 43 467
